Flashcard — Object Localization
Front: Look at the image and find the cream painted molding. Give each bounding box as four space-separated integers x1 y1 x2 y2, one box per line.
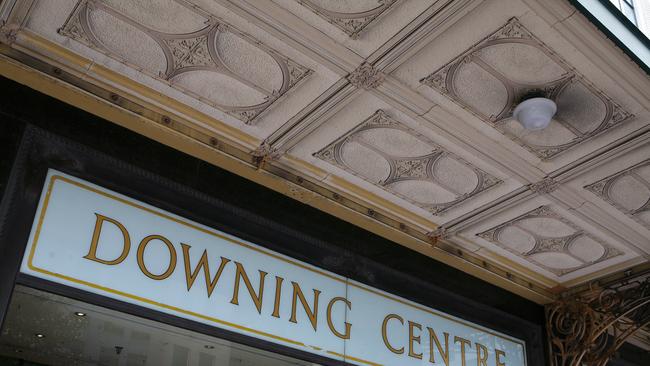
267 80 361 152
346 62 385 89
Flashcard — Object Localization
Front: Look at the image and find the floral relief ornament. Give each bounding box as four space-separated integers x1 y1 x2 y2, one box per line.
529 177 560 194
347 62 385 90
297 0 401 39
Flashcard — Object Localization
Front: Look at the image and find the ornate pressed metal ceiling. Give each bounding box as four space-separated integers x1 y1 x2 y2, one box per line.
0 0 649 351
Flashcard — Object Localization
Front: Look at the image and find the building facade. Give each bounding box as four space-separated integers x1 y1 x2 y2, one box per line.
0 0 649 365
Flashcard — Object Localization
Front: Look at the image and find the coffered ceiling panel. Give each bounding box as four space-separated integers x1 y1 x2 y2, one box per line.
585 160 650 231
22 0 341 139
389 0 649 173
459 196 640 282
61 0 312 124
314 110 501 215
477 206 622 277
559 142 650 256
419 19 633 161
287 91 520 226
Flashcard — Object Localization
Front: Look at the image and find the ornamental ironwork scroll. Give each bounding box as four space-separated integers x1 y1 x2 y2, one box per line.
546 273 650 365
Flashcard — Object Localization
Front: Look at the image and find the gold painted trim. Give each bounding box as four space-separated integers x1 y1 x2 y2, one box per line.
27 174 526 365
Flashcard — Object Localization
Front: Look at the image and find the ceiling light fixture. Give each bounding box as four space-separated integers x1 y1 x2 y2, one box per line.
74 312 86 317
34 333 45 339
513 97 557 131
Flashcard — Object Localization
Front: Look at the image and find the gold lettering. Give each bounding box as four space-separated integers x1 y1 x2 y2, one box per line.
136 235 177 280
408 321 423 359
230 262 267 314
326 297 351 339
476 343 488 366
271 276 284 318
496 349 507 366
289 282 321 331
454 336 472 366
180 243 230 297
84 213 131 265
427 328 450 365
381 314 404 355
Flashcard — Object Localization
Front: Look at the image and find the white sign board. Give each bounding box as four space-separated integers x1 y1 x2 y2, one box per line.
21 170 526 366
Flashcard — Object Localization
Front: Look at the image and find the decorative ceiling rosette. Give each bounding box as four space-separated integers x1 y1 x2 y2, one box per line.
585 160 650 230
477 206 622 276
59 0 312 124
297 0 401 39
315 110 501 215
420 18 633 160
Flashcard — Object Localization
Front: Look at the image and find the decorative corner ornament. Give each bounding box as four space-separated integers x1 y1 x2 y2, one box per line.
530 177 560 194
251 141 280 169
0 26 17 44
426 227 450 247
297 0 401 39
477 206 622 276
347 62 385 90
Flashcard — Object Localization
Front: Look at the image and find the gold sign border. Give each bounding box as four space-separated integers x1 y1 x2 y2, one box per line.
26 174 526 365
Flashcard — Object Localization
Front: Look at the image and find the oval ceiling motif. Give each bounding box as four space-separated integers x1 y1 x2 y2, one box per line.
420 18 633 160
477 206 622 276
59 0 312 124
315 110 501 215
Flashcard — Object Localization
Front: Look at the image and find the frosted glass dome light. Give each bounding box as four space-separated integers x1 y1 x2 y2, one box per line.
513 97 557 131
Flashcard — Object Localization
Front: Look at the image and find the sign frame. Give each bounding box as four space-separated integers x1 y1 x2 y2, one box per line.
22 171 527 365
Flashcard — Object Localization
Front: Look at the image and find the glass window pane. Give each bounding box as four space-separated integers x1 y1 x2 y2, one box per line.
622 3 637 25
0 286 322 366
